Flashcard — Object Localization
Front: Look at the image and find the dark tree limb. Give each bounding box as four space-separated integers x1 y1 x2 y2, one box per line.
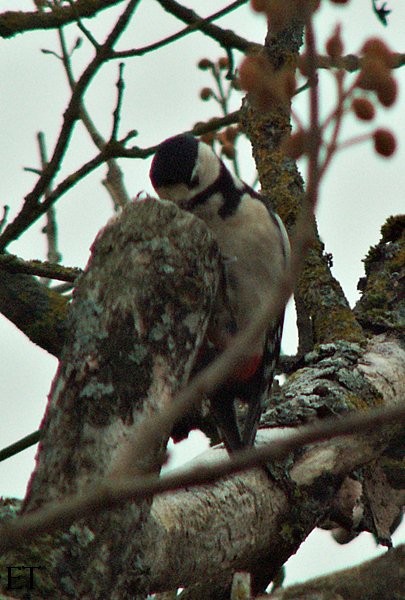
155 0 255 54
0 253 81 283
0 267 68 357
0 0 125 39
115 0 253 59
267 543 405 600
0 430 42 463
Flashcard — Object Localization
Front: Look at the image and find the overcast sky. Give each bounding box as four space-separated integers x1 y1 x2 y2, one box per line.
0 0 404 586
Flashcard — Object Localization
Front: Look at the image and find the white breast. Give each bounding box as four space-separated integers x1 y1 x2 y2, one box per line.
196 194 288 347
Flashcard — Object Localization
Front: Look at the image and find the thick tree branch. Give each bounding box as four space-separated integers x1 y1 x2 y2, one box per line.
1 339 404 594
17 199 220 597
0 267 68 356
268 543 405 600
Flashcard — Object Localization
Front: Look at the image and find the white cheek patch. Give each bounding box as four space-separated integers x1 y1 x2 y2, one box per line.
194 143 221 189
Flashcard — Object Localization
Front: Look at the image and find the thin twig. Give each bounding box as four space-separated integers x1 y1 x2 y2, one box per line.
37 132 61 266
114 0 254 59
0 0 141 251
111 62 125 141
58 27 131 209
0 205 9 233
67 0 100 49
207 62 241 177
58 27 104 147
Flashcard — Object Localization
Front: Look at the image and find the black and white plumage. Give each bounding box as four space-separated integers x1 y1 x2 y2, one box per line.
150 134 290 453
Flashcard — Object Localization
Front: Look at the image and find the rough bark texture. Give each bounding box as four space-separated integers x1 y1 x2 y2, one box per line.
19 199 220 599
0 212 404 598
0 6 404 599
355 214 405 341
0 268 68 356
138 335 405 597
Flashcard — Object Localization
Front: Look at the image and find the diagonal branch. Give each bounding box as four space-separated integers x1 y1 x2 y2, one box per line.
155 0 254 53
0 0 125 39
0 253 81 282
0 111 241 251
1 400 404 554
115 0 256 58
58 27 131 208
0 0 141 252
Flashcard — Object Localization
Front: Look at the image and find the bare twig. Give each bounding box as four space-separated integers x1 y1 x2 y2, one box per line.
58 27 131 209
1 401 404 553
37 132 62 266
0 0 141 251
58 27 103 147
154 0 254 54
67 0 100 48
0 205 9 233
115 0 252 59
111 62 125 141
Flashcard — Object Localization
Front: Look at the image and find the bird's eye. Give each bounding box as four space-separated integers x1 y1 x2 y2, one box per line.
190 174 199 188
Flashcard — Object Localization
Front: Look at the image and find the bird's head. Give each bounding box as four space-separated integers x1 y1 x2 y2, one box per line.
150 134 221 206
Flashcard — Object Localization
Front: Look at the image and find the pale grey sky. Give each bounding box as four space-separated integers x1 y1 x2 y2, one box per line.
0 0 404 586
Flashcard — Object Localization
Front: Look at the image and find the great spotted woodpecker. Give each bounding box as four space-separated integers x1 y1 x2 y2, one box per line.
150 134 290 453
